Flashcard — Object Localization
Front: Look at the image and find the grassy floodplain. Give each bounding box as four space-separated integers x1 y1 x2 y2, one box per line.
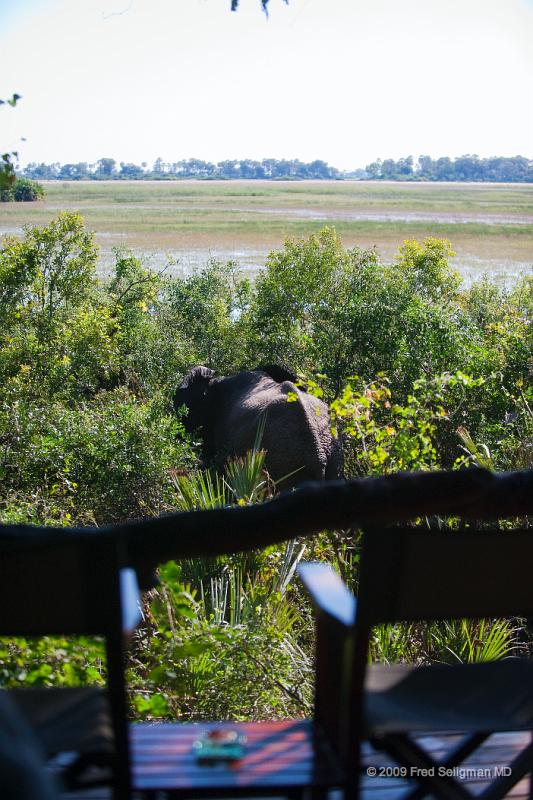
1 179 532 282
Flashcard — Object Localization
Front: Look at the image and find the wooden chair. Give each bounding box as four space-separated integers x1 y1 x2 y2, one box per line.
0 534 142 799
300 526 533 800
1 536 344 800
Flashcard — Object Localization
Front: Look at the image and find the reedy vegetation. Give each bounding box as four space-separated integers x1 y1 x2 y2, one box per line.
0 213 531 718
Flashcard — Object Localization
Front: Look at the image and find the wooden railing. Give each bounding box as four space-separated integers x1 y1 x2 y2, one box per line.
1 468 532 589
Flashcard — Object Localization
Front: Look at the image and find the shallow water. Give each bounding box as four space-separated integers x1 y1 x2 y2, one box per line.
95 243 265 281
2 198 532 288
1 224 531 288
221 207 533 226
42 204 533 226
94 239 532 288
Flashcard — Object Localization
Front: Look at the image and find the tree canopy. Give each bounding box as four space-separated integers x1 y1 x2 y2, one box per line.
366 154 532 183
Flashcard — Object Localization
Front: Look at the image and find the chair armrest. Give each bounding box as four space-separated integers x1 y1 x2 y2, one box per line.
120 568 143 635
298 562 356 627
299 562 355 754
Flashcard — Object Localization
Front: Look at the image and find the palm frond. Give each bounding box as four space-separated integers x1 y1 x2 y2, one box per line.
171 469 229 510
456 426 494 470
224 414 269 503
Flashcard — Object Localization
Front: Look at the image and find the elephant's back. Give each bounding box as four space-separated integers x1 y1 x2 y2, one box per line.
266 381 333 485
215 375 334 487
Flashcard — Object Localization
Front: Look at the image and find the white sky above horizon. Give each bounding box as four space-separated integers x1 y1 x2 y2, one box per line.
1 0 532 171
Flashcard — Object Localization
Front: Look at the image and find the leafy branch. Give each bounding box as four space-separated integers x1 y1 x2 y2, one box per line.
231 0 288 13
1 94 22 191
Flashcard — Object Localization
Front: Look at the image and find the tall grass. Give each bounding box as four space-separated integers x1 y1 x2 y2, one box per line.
369 619 520 665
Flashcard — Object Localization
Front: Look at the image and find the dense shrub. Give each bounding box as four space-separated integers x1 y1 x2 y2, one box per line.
0 387 193 525
0 177 44 202
164 259 252 374
248 230 473 396
0 214 196 525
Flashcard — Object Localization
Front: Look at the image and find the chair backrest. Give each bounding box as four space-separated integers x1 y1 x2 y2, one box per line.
0 531 129 636
332 525 533 772
357 526 533 625
0 529 141 797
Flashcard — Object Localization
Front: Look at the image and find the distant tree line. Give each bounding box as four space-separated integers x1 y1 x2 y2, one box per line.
22 157 341 181
365 155 532 183
21 154 533 183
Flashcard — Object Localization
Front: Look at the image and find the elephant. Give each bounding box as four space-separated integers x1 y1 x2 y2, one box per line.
173 365 343 488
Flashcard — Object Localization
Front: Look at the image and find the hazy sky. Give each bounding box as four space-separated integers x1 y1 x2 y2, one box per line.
1 0 532 169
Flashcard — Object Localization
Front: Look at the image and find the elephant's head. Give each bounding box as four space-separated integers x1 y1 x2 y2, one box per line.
173 366 216 434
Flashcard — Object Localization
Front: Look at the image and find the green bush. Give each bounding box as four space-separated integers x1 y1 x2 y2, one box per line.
165 259 252 375
247 230 477 397
0 177 44 202
0 387 194 525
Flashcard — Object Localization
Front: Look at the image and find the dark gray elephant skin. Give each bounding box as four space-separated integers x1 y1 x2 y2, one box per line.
173 366 342 488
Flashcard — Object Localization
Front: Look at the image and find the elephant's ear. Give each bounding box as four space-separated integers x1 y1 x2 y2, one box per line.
173 366 216 429
180 365 216 389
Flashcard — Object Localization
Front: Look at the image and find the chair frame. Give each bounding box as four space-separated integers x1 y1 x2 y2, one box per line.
300 526 533 800
0 533 141 800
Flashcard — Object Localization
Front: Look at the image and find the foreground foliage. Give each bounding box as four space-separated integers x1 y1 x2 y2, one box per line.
0 214 531 719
